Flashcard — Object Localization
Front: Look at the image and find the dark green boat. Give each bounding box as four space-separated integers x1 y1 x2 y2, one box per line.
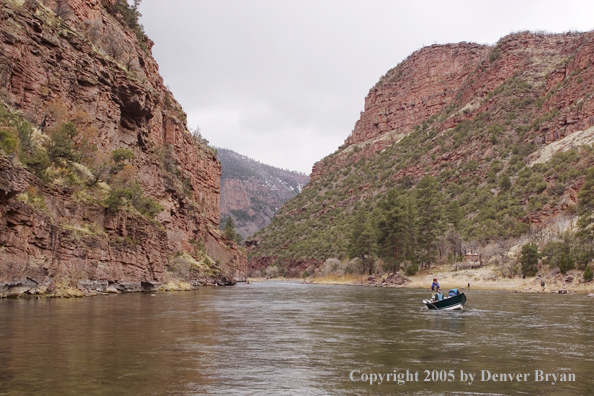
423 290 467 310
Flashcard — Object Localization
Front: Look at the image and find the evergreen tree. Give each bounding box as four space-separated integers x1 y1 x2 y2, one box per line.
47 122 79 163
584 264 593 281
499 174 511 191
520 242 540 277
577 167 594 249
445 200 463 229
559 253 575 275
223 217 238 244
416 176 443 265
348 211 376 275
376 188 407 273
445 228 464 261
574 167 594 266
403 195 418 262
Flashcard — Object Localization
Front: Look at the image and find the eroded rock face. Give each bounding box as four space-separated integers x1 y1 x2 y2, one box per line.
348 43 490 146
312 32 594 181
0 0 246 295
311 43 490 180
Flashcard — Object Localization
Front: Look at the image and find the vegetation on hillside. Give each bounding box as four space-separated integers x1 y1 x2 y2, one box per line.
217 148 307 192
217 148 309 239
0 101 166 217
251 35 594 278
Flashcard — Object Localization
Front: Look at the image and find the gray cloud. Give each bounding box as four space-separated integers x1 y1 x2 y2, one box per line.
139 0 594 173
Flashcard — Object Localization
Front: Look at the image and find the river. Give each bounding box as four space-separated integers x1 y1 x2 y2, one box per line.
0 282 592 395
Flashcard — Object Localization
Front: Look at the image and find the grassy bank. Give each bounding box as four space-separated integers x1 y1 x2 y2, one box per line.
406 265 594 294
250 265 594 294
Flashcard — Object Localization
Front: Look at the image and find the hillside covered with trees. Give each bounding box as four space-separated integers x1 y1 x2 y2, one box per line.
249 31 594 282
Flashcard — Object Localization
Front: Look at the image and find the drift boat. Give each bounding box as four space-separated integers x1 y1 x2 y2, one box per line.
423 289 467 310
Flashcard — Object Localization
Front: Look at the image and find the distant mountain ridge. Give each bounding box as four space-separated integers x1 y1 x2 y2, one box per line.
217 148 309 239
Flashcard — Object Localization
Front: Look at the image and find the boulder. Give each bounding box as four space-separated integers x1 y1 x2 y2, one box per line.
78 280 109 292
114 282 142 292
5 278 38 297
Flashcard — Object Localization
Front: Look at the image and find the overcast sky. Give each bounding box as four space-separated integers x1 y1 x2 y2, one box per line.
138 0 594 174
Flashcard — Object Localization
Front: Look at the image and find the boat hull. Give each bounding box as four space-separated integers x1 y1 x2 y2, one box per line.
423 293 467 310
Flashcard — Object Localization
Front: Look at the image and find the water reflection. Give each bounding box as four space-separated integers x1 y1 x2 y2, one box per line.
0 283 593 395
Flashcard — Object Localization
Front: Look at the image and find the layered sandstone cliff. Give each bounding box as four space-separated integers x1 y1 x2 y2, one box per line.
312 33 593 180
0 0 246 296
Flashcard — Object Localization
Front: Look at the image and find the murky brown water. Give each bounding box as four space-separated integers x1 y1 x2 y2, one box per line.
1 282 593 395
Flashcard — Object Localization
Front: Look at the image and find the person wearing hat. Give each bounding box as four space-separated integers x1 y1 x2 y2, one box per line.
431 278 440 292
436 288 444 301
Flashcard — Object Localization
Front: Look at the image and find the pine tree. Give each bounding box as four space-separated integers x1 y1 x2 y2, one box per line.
223 217 238 243
584 264 593 281
559 253 575 275
577 168 594 241
416 176 443 266
499 174 511 191
520 242 540 277
403 195 418 262
348 211 376 275
445 200 463 229
576 167 594 265
376 189 407 273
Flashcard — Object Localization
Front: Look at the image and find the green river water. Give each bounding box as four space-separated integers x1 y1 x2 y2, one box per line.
1 282 593 395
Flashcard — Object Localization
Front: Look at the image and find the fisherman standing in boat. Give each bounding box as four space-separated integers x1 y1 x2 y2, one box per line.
431 278 439 292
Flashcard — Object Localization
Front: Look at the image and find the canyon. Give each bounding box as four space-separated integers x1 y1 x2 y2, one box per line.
250 30 594 277
0 0 246 297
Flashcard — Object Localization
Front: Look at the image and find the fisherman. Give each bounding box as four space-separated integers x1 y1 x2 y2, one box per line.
541 280 545 291
436 288 444 301
431 278 440 292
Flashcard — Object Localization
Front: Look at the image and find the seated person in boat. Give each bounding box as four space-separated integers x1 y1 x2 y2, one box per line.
436 289 444 301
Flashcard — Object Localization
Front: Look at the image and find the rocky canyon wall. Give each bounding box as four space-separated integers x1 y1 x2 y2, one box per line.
0 0 246 297
311 32 593 181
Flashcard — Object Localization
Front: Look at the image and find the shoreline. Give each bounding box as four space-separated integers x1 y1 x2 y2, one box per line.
248 265 594 295
0 278 237 299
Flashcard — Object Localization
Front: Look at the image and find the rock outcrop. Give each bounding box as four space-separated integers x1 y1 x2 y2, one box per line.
312 33 593 180
0 0 246 296
347 43 489 145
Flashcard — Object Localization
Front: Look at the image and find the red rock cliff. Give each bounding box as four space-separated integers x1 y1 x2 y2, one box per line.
348 43 489 146
0 0 246 296
311 32 594 180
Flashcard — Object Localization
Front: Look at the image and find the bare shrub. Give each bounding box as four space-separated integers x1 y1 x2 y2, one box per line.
191 126 202 143
85 19 103 44
55 0 73 19
264 266 280 278
121 47 138 72
103 30 124 60
316 258 342 276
